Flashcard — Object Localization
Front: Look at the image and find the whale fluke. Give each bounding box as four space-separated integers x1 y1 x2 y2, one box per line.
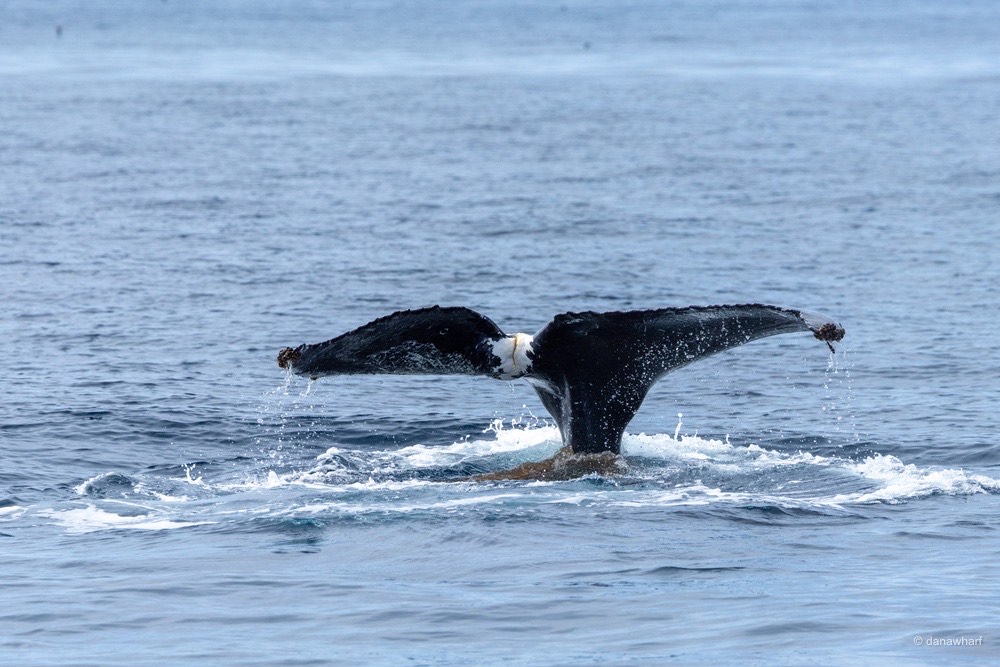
278 304 845 456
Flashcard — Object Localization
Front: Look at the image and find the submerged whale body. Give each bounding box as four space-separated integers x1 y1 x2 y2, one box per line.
277 304 845 458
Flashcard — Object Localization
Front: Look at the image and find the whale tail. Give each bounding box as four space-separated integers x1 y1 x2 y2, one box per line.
278 304 844 455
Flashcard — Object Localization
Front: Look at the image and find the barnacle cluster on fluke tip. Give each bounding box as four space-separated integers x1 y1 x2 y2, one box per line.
813 322 845 342
812 322 846 353
277 346 301 369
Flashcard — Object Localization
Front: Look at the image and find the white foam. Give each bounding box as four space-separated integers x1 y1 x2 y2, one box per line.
40 506 212 534
286 491 523 516
147 491 192 503
831 455 1000 504
281 423 999 510
300 420 561 480
37 421 997 527
616 431 998 507
626 431 734 459
394 424 557 465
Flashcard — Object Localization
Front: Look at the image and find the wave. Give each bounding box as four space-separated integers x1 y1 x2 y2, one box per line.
19 420 1000 534
38 505 213 534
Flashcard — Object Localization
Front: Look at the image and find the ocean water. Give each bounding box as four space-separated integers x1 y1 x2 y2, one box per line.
2 1 999 664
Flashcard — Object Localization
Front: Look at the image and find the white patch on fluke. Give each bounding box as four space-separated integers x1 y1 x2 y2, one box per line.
492 332 534 379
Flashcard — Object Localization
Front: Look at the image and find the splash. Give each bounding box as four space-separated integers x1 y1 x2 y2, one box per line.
832 455 1000 504
253 375 322 467
297 418 562 483
823 345 860 443
247 422 1000 510
26 420 1000 535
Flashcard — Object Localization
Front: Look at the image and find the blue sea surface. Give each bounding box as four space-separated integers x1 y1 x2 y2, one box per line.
2 1 999 664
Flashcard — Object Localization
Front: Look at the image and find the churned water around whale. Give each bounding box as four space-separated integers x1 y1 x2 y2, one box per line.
3 1 1000 664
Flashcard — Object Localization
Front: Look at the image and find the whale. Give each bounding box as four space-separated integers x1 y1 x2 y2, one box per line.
277 304 845 467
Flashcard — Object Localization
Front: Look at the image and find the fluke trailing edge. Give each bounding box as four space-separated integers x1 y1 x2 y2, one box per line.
277 304 845 456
